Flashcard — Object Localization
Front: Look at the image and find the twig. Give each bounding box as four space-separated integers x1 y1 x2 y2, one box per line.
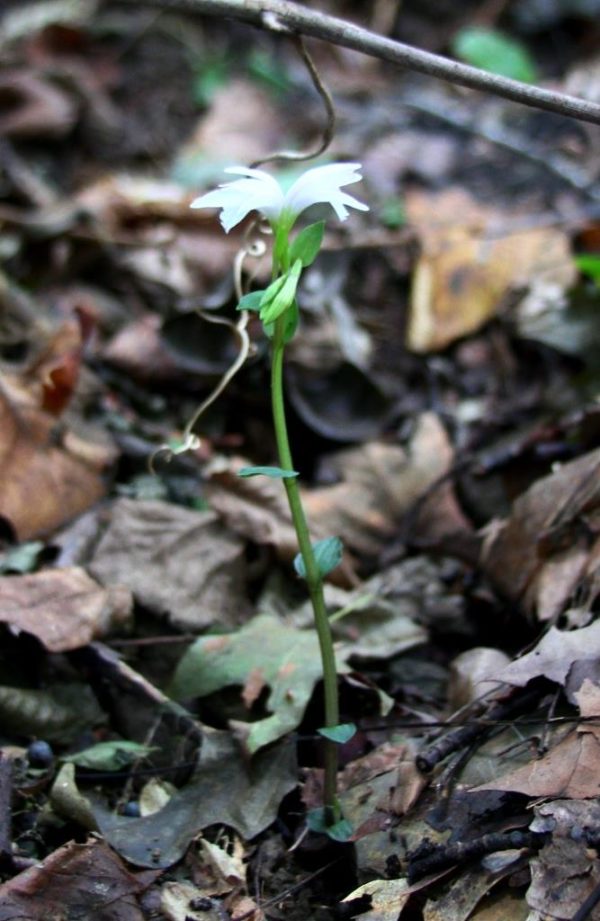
111 0 600 125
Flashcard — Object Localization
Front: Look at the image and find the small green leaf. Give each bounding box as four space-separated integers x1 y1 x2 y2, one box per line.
306 807 353 841
260 260 302 325
237 290 266 312
294 536 343 580
575 254 600 286
380 198 405 229
452 27 538 83
263 298 299 343
289 221 325 268
318 723 357 744
238 466 299 478
64 741 156 772
0 541 44 575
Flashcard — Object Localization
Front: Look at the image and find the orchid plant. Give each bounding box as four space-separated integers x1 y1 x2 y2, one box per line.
191 162 367 833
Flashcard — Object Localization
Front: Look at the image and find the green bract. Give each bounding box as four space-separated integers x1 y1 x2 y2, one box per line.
260 259 303 324
294 536 344 580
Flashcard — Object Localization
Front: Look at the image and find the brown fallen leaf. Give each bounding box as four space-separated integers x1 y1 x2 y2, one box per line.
179 78 285 170
448 647 511 711
481 447 600 621
473 730 600 799
0 322 115 542
405 188 576 352
528 808 600 920
205 414 472 582
303 412 472 558
0 69 77 138
22 308 94 416
0 838 155 921
88 498 249 630
0 566 132 652
203 454 303 561
490 621 600 693
0 385 111 539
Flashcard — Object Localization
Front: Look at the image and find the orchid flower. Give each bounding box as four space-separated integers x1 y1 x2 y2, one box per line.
186 158 368 833
190 162 368 233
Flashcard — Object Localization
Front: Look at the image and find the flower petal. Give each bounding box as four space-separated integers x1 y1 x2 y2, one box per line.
190 166 285 232
284 162 367 221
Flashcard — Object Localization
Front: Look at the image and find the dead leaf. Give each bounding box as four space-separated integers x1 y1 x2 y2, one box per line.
161 882 219 921
0 69 77 137
0 379 112 539
491 621 600 693
0 838 154 921
481 448 600 621
473 730 600 799
527 834 600 919
89 498 248 631
178 79 285 170
304 412 472 557
0 566 132 651
22 309 93 416
405 188 576 352
340 878 412 921
469 889 530 921
574 677 600 720
95 730 297 867
448 648 512 710
203 454 301 560
103 314 184 383
423 865 503 921
205 415 471 583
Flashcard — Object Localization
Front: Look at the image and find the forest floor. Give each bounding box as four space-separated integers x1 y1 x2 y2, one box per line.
0 1 599 919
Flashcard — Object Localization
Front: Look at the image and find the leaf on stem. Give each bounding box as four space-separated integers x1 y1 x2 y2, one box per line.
238 466 299 479
294 536 343 580
263 299 299 343
260 259 302 325
289 220 325 268
306 807 353 841
237 290 266 312
318 722 357 744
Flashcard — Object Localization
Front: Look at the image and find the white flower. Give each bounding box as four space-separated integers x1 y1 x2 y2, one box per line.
190 162 368 232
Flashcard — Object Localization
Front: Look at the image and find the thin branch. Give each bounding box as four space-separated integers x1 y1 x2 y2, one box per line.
112 0 600 126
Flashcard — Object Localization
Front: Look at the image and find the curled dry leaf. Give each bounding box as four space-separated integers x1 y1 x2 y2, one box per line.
448 647 512 711
488 621 600 705
0 566 132 652
472 730 600 799
482 447 600 621
0 310 115 539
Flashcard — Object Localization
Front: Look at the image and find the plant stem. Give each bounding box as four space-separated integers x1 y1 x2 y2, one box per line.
270 316 340 823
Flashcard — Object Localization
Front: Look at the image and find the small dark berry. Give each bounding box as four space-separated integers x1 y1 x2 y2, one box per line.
27 740 54 768
122 800 140 817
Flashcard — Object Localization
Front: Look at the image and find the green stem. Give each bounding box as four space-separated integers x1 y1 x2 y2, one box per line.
270 315 340 823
